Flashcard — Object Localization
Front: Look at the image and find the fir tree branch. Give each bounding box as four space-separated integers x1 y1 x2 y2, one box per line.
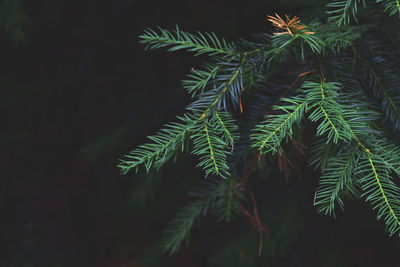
305 80 352 143
214 178 243 222
377 0 400 16
214 111 238 149
162 199 208 254
163 177 239 254
326 0 366 26
122 10 400 251
215 112 233 146
205 124 219 174
358 153 400 236
329 99 400 235
118 114 195 174
315 147 358 216
140 26 235 57
191 119 231 178
352 46 400 131
268 31 324 61
183 64 221 97
316 22 363 55
251 95 307 154
188 56 246 115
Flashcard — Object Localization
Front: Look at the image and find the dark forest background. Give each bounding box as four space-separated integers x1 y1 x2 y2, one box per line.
1 0 400 266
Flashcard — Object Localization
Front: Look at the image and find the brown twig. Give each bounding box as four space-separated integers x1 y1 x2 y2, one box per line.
248 185 269 256
235 151 269 255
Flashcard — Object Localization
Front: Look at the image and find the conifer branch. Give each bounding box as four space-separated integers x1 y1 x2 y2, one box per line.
268 31 324 61
162 177 238 254
188 56 246 114
162 199 208 255
214 111 238 149
304 81 352 143
326 0 366 26
205 124 219 173
140 26 235 57
214 178 243 222
352 47 400 131
358 154 400 236
316 96 400 235
121 7 400 252
118 115 195 174
315 147 358 216
377 0 400 16
316 23 363 54
183 64 220 97
251 96 307 154
191 119 231 178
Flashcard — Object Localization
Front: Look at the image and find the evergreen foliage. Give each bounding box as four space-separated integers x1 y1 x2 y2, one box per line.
120 0 400 257
140 26 236 57
161 177 243 254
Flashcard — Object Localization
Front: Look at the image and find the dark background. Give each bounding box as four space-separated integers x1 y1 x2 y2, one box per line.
1 0 400 266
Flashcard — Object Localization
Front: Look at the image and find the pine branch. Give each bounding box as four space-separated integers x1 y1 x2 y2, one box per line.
326 0 366 26
162 199 208 255
183 63 220 98
214 111 239 149
140 26 235 57
315 22 364 55
213 178 243 222
369 137 400 175
268 31 324 61
339 92 381 137
315 146 359 216
308 137 335 171
163 177 234 254
331 99 400 235
187 57 245 114
381 89 400 131
251 95 307 154
122 8 400 252
377 0 400 16
352 46 400 131
304 80 352 143
118 114 195 174
357 153 400 236
191 118 232 178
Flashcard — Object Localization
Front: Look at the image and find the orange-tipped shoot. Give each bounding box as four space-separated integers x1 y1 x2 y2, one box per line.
267 13 314 37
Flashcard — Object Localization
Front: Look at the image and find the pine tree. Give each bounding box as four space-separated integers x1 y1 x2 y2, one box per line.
119 0 400 261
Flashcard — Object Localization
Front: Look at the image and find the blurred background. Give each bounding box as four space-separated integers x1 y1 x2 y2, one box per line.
1 0 400 266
